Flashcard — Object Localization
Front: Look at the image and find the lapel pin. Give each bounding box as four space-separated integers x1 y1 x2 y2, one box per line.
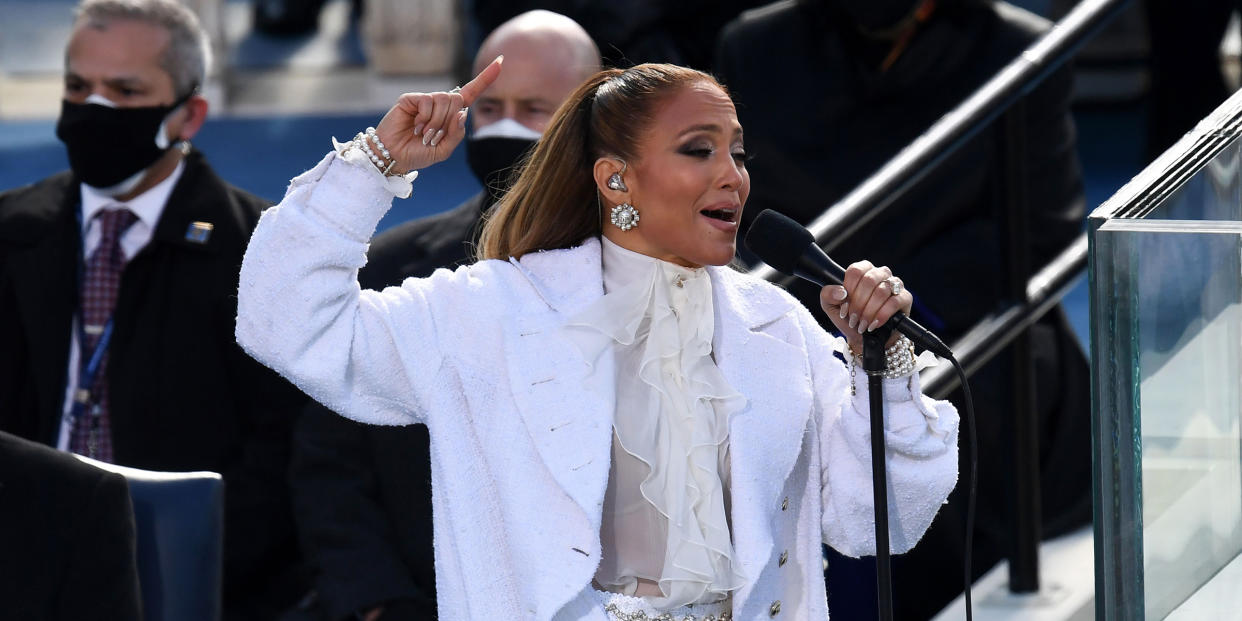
185 221 213 244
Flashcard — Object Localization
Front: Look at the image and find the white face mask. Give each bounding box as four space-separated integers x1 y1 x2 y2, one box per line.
84 93 117 108
472 117 542 141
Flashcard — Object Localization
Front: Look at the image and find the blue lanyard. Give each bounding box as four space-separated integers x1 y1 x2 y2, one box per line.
70 319 114 419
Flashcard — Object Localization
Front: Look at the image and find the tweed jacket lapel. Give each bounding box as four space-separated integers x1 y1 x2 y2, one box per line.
707 266 814 595
503 238 616 531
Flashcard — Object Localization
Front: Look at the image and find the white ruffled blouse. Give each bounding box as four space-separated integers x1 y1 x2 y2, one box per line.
564 237 748 609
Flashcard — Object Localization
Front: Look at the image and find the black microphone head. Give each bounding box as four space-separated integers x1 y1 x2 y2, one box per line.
745 209 815 274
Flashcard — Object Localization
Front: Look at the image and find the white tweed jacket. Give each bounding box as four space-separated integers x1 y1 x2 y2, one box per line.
236 152 960 620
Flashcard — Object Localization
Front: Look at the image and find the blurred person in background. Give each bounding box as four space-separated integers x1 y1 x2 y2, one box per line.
0 429 142 621
716 0 1091 618
470 0 768 70
0 1 308 619
1144 0 1240 160
286 10 600 621
252 0 361 35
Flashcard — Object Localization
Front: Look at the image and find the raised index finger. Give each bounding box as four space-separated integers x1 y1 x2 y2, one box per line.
458 56 503 107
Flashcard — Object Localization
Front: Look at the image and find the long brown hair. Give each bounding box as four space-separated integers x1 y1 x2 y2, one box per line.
476 63 726 261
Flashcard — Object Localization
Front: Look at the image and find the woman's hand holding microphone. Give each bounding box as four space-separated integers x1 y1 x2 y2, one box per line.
819 260 912 356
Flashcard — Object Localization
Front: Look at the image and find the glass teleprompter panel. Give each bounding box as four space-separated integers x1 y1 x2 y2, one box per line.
1093 220 1242 619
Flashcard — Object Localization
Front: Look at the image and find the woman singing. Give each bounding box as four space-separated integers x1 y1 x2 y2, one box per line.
237 59 959 620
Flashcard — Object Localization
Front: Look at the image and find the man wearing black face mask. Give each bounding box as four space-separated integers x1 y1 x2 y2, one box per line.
717 0 1090 619
0 1 309 619
283 11 599 621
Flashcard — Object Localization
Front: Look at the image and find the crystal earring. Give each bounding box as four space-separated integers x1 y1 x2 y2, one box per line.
610 203 639 231
607 173 628 192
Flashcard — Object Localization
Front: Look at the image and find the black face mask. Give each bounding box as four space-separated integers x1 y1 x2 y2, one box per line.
55 92 192 190
464 134 538 207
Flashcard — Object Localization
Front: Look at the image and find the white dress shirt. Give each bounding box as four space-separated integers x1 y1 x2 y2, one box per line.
57 161 185 450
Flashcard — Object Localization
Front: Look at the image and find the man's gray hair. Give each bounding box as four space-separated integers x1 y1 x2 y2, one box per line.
74 0 211 97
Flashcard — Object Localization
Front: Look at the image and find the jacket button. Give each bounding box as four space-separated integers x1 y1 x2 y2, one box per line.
778 550 788 567
769 600 782 616
781 497 789 511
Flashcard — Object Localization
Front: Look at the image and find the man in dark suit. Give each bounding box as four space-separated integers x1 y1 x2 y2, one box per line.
0 430 142 621
0 2 307 619
717 1 1091 618
286 11 600 621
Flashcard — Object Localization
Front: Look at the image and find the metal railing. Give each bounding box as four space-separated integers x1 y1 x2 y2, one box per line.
750 0 1131 594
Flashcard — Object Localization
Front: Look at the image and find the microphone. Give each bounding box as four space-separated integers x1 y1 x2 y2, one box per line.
745 209 952 358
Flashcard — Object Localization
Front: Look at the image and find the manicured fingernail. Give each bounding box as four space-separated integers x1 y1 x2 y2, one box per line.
867 319 880 333
833 287 847 301
839 302 849 320
430 129 445 146
423 127 436 145
848 313 858 330
414 123 424 136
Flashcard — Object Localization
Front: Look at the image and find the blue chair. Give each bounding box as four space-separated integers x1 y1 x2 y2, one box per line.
76 456 224 621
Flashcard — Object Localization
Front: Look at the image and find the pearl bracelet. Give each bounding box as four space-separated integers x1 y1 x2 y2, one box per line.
847 335 917 394
348 127 400 176
877 335 916 379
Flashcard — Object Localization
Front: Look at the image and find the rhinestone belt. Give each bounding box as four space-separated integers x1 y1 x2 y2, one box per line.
604 603 733 621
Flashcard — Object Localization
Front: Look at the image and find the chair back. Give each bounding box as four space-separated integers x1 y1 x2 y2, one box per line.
76 456 224 621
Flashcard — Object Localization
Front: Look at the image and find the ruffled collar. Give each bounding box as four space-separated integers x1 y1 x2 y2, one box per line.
565 237 747 608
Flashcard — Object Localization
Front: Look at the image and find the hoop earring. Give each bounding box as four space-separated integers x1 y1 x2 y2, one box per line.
610 203 640 231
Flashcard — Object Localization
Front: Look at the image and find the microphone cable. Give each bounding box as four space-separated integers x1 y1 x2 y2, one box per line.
947 354 977 621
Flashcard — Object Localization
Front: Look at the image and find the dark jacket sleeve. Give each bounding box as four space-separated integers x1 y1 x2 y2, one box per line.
220 343 307 592
57 469 143 621
290 404 437 620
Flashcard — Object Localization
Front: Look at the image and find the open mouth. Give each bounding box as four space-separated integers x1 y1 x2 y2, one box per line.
701 208 738 223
